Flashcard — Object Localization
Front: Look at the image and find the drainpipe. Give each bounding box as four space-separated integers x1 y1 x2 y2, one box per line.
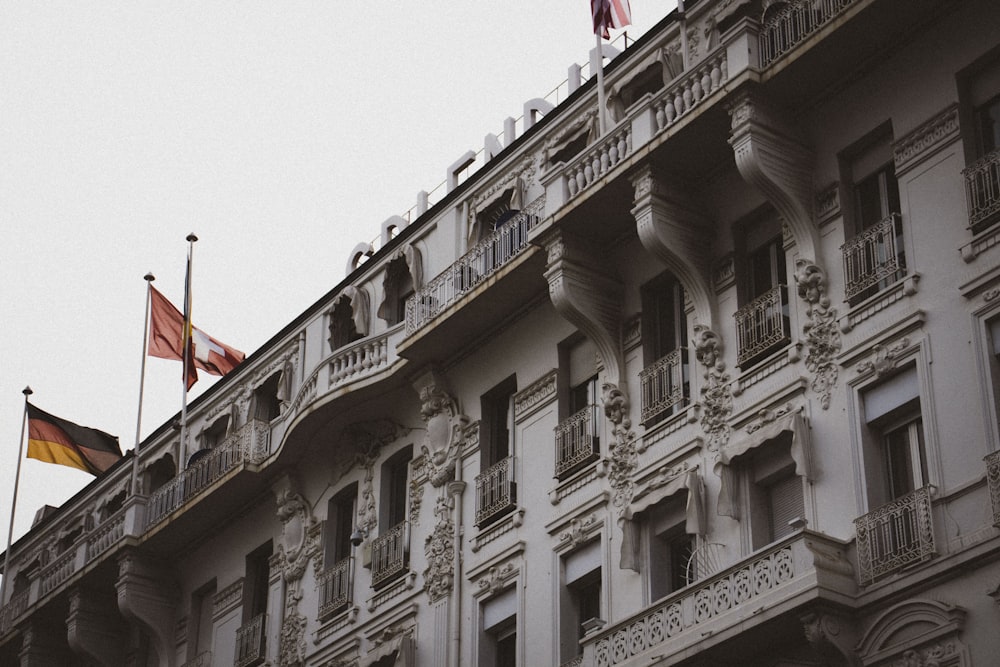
448 457 466 667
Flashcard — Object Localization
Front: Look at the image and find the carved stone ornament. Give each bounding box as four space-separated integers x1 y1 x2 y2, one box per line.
418 380 470 488
857 338 910 378
478 563 516 597
272 478 321 667
559 514 599 548
423 495 456 602
693 325 732 452
604 383 638 512
794 259 841 409
331 420 411 535
800 612 860 667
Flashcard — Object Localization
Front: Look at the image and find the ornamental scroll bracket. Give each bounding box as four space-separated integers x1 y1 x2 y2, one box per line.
414 370 470 489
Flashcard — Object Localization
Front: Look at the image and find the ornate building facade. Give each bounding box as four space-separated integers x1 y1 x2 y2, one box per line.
3 0 1000 665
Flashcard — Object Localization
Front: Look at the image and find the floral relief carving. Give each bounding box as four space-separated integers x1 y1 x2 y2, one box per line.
857 338 911 378
559 514 599 548
418 381 469 488
794 260 841 409
478 563 516 596
272 480 320 667
603 383 638 512
423 495 455 602
693 325 732 452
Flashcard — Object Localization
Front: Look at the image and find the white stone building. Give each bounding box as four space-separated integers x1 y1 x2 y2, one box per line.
3 0 1000 665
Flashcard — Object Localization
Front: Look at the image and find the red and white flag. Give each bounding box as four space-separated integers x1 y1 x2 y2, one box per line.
591 0 632 39
148 285 245 388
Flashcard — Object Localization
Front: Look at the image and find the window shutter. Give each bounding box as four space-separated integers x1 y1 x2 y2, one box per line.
767 473 804 541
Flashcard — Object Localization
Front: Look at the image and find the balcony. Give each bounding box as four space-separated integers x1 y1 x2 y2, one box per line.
234 612 266 667
329 326 400 390
964 148 1000 232
475 456 517 527
405 196 544 337
985 450 1000 528
854 486 936 586
371 522 409 590
639 348 688 425
563 126 632 201
583 532 851 666
0 588 29 636
759 0 859 67
554 406 600 480
146 419 270 529
317 557 353 619
841 214 905 303
734 285 790 368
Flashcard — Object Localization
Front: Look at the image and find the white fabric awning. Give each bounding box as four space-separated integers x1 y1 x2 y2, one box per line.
620 468 705 571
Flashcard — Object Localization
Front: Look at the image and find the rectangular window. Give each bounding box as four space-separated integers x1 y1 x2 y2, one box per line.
325 485 358 567
477 377 518 527
560 542 603 662
734 211 790 368
639 274 689 425
556 337 600 480
480 588 517 667
743 433 804 551
645 493 695 601
188 579 216 662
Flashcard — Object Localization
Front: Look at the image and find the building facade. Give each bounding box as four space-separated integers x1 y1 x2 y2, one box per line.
3 0 1000 665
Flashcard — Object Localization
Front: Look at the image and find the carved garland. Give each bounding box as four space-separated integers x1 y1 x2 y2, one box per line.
693 325 732 451
273 484 321 667
604 383 638 512
794 260 841 409
423 495 455 602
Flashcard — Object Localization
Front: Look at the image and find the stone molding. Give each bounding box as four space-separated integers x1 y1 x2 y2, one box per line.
893 104 960 177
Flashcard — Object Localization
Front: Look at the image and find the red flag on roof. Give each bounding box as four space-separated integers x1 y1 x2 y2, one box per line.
591 0 632 39
148 285 244 389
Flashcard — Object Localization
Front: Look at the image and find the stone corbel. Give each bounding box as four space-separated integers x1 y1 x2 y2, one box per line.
68 584 126 667
631 165 718 331
115 551 178 667
801 611 861 667
728 89 819 263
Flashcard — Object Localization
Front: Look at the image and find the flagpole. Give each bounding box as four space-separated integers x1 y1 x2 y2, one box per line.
1 387 33 607
595 31 608 137
180 234 197 463
131 273 155 497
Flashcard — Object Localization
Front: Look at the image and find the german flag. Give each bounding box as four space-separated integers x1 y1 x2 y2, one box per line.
26 403 123 476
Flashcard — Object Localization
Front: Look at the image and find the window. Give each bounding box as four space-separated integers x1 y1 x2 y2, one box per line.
236 541 272 667
320 484 357 618
250 373 283 423
739 433 805 551
328 295 363 350
187 580 216 663
840 129 906 303
644 493 696 600
734 211 790 368
860 366 928 509
477 377 518 527
559 541 603 662
555 337 600 479
480 587 517 667
378 256 415 326
372 447 411 589
639 274 688 425
961 52 1000 231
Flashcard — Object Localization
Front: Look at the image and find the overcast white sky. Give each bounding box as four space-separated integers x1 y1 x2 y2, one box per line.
0 2 672 547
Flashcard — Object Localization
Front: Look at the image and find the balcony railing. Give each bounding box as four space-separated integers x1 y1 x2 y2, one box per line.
146 419 270 529
964 148 1000 231
330 329 394 389
0 588 30 636
586 537 808 666
651 50 729 135
564 126 632 201
475 456 517 527
639 348 688 425
234 612 266 667
371 522 409 589
759 0 858 67
86 508 126 562
554 406 600 480
842 214 905 301
854 486 935 586
734 285 790 368
986 451 1000 528
405 196 545 336
317 557 353 619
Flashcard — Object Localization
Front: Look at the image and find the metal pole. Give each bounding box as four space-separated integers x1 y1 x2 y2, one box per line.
179 234 197 463
1 387 33 606
131 273 155 496
595 32 609 136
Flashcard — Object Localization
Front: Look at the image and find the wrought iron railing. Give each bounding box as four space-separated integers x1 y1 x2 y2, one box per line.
554 406 600 479
234 613 266 667
734 285 790 368
0 588 30 636
854 486 935 586
639 348 688 424
475 456 517 527
317 557 353 619
842 214 904 301
371 522 409 589
759 0 858 67
986 451 1000 528
146 419 270 529
405 196 545 335
964 148 1000 231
